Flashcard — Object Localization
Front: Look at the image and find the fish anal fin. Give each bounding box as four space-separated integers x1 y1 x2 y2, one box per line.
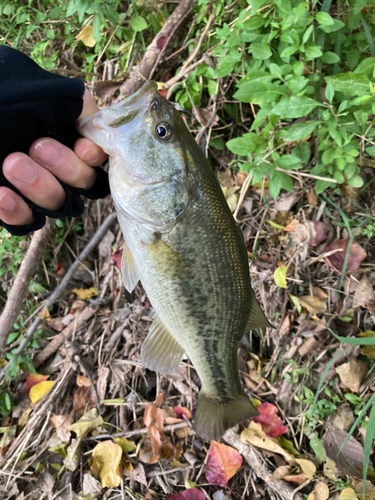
141 315 185 374
247 288 273 330
194 390 259 441
121 243 140 293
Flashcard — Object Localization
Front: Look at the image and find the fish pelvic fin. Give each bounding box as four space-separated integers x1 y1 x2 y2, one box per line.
247 288 274 330
141 315 185 374
121 243 140 293
194 390 259 441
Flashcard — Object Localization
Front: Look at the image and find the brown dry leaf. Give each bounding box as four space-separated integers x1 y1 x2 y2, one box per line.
296 458 316 479
75 26 96 47
283 472 309 484
143 403 164 455
353 480 375 500
269 465 292 481
324 239 367 273
323 457 339 480
353 276 375 309
138 436 160 464
77 375 91 387
306 190 318 206
273 191 302 212
70 408 103 439
327 405 354 431
338 489 359 500
73 384 97 418
47 317 64 332
298 295 327 315
307 482 329 500
285 219 299 232
38 307 50 319
49 414 73 442
312 287 328 300
307 221 328 247
322 427 368 478
90 440 122 488
124 463 147 486
192 105 219 128
29 381 55 404
336 359 368 393
240 421 296 465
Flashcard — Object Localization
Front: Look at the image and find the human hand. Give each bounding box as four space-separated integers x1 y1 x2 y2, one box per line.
0 89 108 227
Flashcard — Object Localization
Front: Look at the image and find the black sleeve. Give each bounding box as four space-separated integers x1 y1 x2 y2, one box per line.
0 46 110 236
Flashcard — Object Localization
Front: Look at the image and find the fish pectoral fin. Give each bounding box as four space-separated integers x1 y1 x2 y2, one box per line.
141 315 185 374
246 288 274 330
148 238 187 275
121 243 140 293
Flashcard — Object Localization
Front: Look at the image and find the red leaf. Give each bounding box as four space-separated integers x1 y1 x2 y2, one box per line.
167 489 205 500
174 405 191 420
253 402 287 438
158 89 168 97
324 238 367 273
205 441 243 487
25 372 50 395
111 249 122 270
156 34 169 51
307 221 328 247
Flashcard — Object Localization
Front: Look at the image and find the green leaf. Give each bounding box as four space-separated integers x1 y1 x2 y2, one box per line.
280 45 298 58
250 43 272 60
309 437 327 463
234 82 286 104
239 70 274 84
325 72 370 96
315 12 334 26
321 52 340 64
92 13 101 42
347 47 360 71
302 25 313 44
354 57 375 79
325 82 334 103
305 45 323 59
247 0 268 12
130 15 148 32
354 0 367 15
347 175 364 188
271 96 320 119
318 19 345 33
226 137 250 156
269 63 283 80
280 121 319 142
278 155 302 168
366 146 375 157
269 172 282 199
274 266 287 289
363 402 375 497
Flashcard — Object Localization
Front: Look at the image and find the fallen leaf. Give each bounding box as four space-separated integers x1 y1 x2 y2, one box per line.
0 425 16 449
353 276 375 309
322 427 369 478
327 405 354 431
205 441 242 487
268 220 286 230
111 249 122 270
82 473 102 496
75 25 96 47
95 79 124 101
269 465 292 481
166 489 205 500
274 266 288 289
240 421 296 465
124 463 147 486
338 489 358 500
283 472 309 484
70 408 104 439
323 457 339 480
296 458 316 479
49 414 72 442
307 221 328 247
29 381 55 404
285 220 299 232
306 190 318 206
324 239 367 273
174 405 191 420
114 437 137 453
336 359 368 393
90 440 122 488
73 383 97 418
143 402 164 455
298 295 327 315
25 373 50 395
98 230 115 259
253 402 287 438
64 437 82 472
273 191 302 212
361 345 375 359
38 307 50 319
307 482 329 500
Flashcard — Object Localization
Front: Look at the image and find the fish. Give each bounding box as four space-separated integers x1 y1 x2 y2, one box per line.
77 81 272 441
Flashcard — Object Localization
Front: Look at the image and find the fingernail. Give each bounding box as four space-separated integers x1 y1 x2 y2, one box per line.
8 157 35 183
0 192 16 212
81 145 100 162
34 139 62 167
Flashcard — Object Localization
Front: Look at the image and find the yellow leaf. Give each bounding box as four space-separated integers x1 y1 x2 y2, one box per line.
38 307 50 319
361 345 375 360
114 437 137 453
75 26 96 47
267 220 286 230
185 478 197 489
323 458 339 480
72 288 98 300
70 408 104 439
307 482 329 500
156 82 164 90
29 381 55 404
338 488 358 500
274 266 288 289
296 458 316 479
298 295 327 315
90 440 122 487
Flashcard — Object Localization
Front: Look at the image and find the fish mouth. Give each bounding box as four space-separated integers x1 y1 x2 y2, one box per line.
128 171 180 186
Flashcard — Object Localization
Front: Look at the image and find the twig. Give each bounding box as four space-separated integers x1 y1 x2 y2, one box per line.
85 421 191 441
0 212 117 383
117 0 194 99
223 428 304 500
0 219 55 357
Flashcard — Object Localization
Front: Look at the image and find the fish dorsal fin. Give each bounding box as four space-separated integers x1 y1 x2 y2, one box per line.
121 243 140 293
247 288 273 330
141 315 185 374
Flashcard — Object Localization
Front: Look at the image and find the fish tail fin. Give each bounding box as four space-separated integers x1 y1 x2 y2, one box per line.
193 391 259 441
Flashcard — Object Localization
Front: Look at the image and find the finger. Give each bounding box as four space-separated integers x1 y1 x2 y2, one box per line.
80 88 99 119
0 187 34 226
3 153 66 211
29 137 97 189
74 137 107 166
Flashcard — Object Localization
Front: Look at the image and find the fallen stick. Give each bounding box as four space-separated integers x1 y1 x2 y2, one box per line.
223 428 304 500
0 212 117 383
0 219 55 357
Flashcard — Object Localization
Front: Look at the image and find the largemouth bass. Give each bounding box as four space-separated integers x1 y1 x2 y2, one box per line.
77 81 271 441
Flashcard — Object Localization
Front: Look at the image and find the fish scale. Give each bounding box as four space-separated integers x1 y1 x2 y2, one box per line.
77 81 272 441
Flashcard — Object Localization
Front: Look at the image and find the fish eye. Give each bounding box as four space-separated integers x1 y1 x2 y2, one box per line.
155 122 172 140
